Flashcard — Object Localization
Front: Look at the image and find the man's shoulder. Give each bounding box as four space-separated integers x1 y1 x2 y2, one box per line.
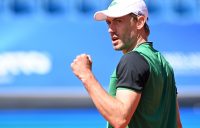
120 51 148 64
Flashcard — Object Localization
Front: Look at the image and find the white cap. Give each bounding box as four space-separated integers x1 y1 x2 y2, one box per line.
94 0 148 21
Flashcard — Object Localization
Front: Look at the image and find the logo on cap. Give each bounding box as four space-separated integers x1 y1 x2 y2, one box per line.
109 0 118 8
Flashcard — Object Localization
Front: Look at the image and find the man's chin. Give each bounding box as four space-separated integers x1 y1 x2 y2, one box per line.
113 46 122 51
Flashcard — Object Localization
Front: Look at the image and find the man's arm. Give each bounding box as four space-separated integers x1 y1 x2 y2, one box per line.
84 77 141 128
176 98 182 128
71 54 141 128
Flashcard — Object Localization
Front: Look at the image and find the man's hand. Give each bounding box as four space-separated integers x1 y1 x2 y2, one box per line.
71 54 92 82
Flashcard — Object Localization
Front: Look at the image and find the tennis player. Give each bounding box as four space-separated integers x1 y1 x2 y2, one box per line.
71 0 182 127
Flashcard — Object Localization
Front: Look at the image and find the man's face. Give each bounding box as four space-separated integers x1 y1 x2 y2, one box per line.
106 14 138 53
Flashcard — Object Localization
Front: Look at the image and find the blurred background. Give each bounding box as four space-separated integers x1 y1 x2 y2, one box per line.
0 0 199 127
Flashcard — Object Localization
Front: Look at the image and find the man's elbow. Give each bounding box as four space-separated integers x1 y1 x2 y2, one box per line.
111 117 129 128
177 121 182 128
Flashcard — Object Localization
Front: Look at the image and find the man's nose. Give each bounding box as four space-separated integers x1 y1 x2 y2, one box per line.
108 23 116 33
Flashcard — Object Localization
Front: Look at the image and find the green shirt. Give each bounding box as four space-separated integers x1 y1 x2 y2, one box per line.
107 42 177 128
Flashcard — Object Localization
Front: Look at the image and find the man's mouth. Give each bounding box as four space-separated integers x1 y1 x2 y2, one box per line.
112 37 119 42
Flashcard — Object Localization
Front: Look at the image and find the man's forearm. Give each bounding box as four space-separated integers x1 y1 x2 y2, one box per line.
82 73 129 128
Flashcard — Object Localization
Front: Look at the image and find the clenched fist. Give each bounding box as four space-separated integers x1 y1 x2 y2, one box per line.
71 54 93 82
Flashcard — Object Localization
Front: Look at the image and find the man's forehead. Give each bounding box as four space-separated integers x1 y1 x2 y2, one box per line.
106 14 131 21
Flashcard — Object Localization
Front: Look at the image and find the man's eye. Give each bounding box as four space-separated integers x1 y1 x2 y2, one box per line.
114 19 122 23
106 21 111 25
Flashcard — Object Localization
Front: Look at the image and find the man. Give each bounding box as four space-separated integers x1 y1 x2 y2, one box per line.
71 0 182 128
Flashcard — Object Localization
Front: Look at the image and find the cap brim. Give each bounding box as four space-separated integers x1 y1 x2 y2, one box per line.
94 8 132 21
94 10 108 21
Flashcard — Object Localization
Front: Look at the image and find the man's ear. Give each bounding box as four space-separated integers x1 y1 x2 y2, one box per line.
136 16 146 30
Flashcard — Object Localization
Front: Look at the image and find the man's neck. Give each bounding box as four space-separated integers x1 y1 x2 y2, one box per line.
122 39 147 54
136 38 147 47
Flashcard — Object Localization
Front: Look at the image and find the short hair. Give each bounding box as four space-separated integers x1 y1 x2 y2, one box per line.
129 13 150 36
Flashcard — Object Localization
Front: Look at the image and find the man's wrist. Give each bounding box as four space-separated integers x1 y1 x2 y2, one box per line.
81 71 95 85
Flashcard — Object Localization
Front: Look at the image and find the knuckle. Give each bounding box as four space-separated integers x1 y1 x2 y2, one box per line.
70 63 74 68
81 53 87 57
